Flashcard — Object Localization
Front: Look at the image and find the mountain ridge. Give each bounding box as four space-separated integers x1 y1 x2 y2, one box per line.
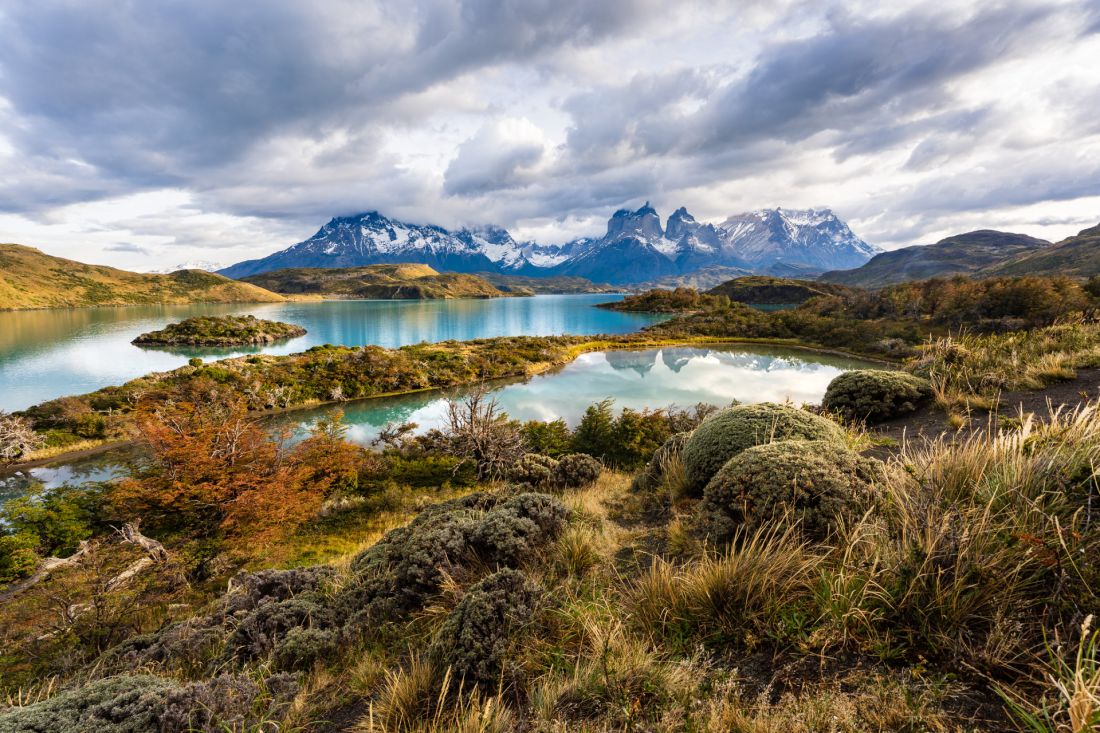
219 204 880 285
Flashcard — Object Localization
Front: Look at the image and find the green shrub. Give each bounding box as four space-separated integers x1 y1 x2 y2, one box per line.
694 440 881 543
521 418 573 457
552 453 603 490
509 453 559 488
822 369 932 423
0 675 173 733
431 568 541 689
681 403 845 495
0 531 39 585
188 357 203 367
631 431 691 494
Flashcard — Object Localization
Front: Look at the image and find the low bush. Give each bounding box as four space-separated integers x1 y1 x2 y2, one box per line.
681 404 845 495
631 431 691 495
431 568 542 689
822 369 932 423
510 453 558 487
694 440 881 543
552 454 603 490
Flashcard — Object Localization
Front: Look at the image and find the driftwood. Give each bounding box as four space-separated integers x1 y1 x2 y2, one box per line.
0 522 169 605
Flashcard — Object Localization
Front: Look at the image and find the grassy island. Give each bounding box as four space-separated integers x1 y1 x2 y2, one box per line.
132 315 307 347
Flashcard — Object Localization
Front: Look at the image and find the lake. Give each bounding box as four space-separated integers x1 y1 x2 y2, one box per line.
0 295 662 412
1 345 878 497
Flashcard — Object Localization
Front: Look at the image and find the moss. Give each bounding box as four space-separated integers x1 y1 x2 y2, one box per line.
694 439 881 543
822 369 933 423
681 403 845 495
431 568 541 689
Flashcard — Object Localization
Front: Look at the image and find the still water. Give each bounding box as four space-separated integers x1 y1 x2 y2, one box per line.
2 345 878 497
0 295 661 412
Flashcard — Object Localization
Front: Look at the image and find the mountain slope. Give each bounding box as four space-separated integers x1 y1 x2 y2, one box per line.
0 244 286 310
981 223 1100 278
240 263 523 299
220 205 879 285
707 276 856 305
819 230 1051 288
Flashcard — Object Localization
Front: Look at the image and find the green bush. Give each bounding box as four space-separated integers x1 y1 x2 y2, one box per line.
521 418 573 457
431 568 541 689
509 453 559 488
552 453 603 490
681 403 845 495
695 440 881 543
0 531 39 585
822 369 932 423
0 675 174 733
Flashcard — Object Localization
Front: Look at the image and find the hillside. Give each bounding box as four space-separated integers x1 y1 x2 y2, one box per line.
239 263 524 299
474 272 618 294
819 230 1050 288
707 275 855 304
634 265 753 291
982 223 1100 278
0 244 286 310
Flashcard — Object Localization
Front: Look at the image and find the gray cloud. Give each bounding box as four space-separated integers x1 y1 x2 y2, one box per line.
0 0 1097 262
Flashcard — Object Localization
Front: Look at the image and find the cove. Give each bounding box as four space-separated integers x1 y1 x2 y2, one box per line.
0 294 662 412
2 345 879 497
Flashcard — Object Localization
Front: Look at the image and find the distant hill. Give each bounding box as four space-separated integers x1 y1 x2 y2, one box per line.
707 276 855 305
473 272 618 294
240 263 523 299
819 230 1050 288
0 244 285 311
981 223 1100 278
634 266 753 292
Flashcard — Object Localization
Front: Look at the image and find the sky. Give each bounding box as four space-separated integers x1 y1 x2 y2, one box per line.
0 0 1098 271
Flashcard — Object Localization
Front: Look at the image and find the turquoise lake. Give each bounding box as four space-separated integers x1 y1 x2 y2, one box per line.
0 294 662 412
1 344 878 498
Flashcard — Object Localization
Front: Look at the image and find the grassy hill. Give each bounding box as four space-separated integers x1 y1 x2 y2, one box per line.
240 263 527 299
707 275 855 304
474 271 618 294
634 265 753 292
982 223 1100 278
0 244 286 310
819 230 1050 289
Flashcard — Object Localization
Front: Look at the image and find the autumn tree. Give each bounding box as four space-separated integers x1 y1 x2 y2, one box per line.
113 390 349 549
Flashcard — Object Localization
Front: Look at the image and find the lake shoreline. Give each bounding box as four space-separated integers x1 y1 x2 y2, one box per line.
3 336 896 471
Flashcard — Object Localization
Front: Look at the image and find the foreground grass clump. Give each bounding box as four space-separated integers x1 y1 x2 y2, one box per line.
132 314 307 347
695 439 882 542
822 368 933 423
681 403 845 494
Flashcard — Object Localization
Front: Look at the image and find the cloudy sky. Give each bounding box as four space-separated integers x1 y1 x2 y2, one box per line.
1 0 1098 271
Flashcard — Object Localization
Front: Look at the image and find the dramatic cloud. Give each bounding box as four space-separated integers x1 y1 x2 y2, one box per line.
0 0 1097 268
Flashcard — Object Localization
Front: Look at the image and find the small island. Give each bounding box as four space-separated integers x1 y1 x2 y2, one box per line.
132 315 307 347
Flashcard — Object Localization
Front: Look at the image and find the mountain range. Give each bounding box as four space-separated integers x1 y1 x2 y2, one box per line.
219 204 880 285
821 224 1100 288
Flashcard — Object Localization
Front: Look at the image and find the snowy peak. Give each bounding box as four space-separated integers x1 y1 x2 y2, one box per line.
219 203 879 284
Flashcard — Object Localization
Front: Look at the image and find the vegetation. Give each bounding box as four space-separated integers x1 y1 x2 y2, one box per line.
822 369 932 423
132 314 307 346
681 403 845 494
598 286 729 312
694 439 880 542
986 222 1100 279
707 275 854 304
474 271 617 294
0 244 285 310
240 263 526 299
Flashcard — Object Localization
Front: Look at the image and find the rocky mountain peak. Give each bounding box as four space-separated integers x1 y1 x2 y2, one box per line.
606 202 664 241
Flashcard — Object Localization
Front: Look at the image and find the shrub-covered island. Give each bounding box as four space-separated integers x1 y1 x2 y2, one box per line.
132 315 307 347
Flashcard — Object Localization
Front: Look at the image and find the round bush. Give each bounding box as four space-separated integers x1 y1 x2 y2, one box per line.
509 453 558 487
681 403 845 495
822 370 932 423
552 453 603 489
695 440 880 543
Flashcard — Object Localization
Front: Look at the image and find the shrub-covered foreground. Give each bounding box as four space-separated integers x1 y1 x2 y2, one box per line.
3 395 1098 731
823 368 933 422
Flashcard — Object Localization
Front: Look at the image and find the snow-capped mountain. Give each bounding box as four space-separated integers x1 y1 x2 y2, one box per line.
219 205 879 284
147 260 225 274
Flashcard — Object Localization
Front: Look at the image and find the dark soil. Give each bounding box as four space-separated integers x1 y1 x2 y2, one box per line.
868 368 1100 453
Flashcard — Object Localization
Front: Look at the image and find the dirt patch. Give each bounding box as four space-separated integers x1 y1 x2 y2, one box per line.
868 368 1100 452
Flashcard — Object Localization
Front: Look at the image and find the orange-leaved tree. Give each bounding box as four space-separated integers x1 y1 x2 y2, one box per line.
113 390 357 549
